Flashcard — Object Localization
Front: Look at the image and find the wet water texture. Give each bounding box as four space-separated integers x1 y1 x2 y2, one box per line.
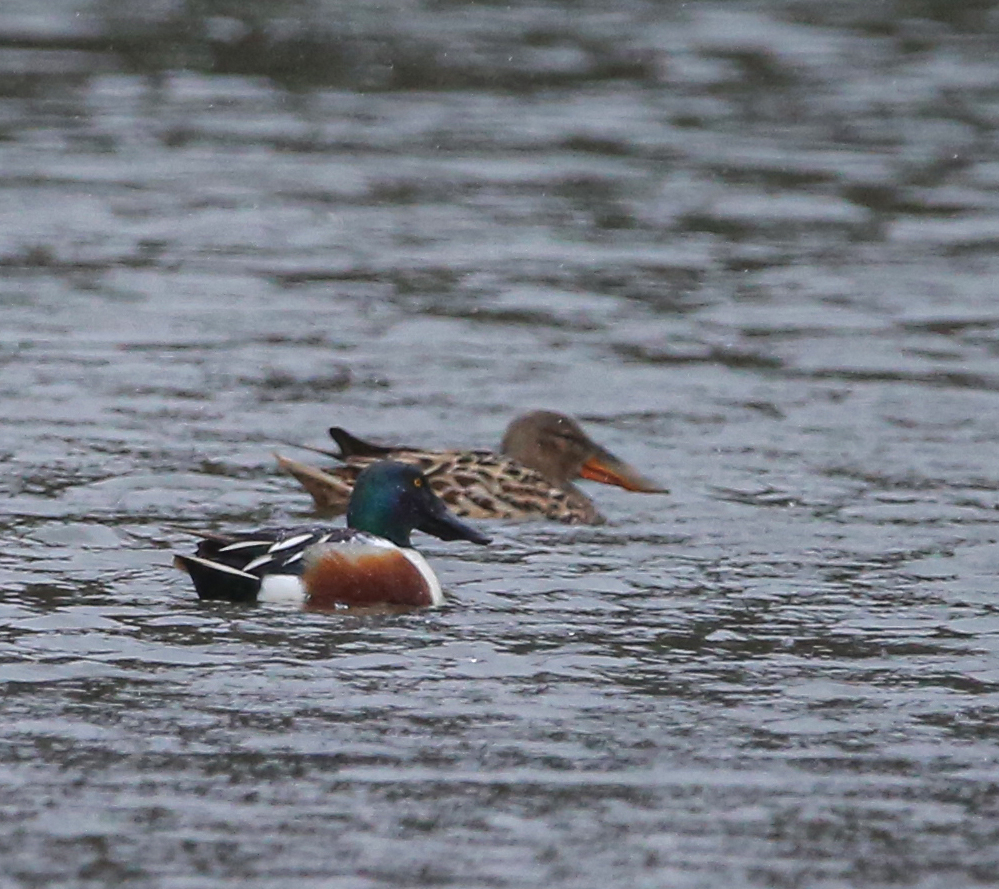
4 0 999 886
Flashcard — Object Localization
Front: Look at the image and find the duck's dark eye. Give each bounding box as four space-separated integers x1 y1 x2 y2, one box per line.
413 477 423 488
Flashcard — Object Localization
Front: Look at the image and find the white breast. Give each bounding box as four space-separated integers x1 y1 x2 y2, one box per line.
399 548 444 607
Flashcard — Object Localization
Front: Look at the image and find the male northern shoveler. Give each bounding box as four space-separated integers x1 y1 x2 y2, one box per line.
276 410 666 525
174 461 490 609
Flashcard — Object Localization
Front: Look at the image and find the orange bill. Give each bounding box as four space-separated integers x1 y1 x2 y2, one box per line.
579 451 668 494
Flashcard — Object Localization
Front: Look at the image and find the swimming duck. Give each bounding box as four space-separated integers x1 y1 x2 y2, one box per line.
276 410 666 525
174 461 490 609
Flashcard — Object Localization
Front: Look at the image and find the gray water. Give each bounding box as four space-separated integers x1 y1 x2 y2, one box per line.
4 0 999 886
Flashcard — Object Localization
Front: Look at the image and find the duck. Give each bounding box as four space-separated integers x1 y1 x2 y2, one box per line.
276 409 666 525
174 461 490 609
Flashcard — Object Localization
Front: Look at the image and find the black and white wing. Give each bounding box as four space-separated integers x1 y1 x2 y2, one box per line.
175 525 354 602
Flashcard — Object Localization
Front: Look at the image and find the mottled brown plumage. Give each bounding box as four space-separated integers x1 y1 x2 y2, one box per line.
276 411 666 525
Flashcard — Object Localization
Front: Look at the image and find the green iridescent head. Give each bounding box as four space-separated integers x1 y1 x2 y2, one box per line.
347 461 491 549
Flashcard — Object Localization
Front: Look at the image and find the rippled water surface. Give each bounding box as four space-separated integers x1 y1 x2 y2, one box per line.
5 1 999 886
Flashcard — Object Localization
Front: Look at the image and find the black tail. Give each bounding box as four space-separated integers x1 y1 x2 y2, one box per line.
174 554 261 603
328 427 404 459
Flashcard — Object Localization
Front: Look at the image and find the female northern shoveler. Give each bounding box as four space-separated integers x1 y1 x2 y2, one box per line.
276 410 666 525
174 461 490 609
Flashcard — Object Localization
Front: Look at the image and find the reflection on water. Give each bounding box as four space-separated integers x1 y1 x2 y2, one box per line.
4 0 999 886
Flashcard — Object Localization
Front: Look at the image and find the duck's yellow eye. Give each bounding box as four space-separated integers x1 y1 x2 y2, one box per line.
413 478 423 488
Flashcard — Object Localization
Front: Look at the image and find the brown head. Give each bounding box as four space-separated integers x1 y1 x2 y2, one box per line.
499 410 667 493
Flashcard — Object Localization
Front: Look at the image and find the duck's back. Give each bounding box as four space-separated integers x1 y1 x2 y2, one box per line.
179 526 442 608
297 448 601 523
